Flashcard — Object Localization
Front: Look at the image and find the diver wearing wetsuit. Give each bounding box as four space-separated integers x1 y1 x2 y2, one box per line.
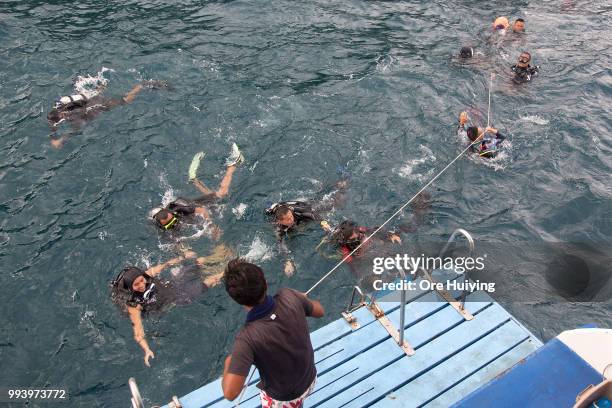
151 144 244 241
458 111 506 158
511 52 539 83
111 248 229 367
329 220 401 263
47 80 167 148
265 179 348 276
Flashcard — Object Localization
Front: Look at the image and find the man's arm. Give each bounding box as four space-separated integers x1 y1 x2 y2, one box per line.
297 291 325 318
128 305 155 367
222 355 247 400
146 254 193 277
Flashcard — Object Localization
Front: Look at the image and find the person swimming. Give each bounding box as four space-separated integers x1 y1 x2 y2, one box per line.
512 18 525 33
150 143 244 241
458 111 506 158
511 52 539 83
47 80 167 148
492 16 510 33
111 246 233 367
265 178 348 276
459 46 475 59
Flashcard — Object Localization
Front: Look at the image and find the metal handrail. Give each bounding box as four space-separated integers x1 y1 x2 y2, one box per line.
129 378 144 408
345 286 366 314
438 229 475 309
438 228 474 259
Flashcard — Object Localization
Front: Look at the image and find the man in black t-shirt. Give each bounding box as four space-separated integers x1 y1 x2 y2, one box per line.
221 259 325 407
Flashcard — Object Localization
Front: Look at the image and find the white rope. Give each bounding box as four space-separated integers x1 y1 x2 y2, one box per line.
487 72 494 127
306 74 495 296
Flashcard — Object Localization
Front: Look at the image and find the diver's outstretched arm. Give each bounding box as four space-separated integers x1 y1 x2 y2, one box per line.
146 254 191 277
128 305 155 367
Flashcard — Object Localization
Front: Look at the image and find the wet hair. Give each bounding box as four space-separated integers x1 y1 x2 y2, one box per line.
224 258 267 306
47 109 61 124
467 126 479 142
332 220 359 246
152 208 174 226
516 18 525 23
274 205 293 220
459 46 474 59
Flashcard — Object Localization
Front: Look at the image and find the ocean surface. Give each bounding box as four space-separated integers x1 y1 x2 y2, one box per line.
1 0 610 406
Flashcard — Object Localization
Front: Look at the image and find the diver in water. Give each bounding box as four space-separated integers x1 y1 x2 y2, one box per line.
511 52 539 83
265 178 348 276
492 16 510 33
111 245 234 367
323 220 402 266
459 46 475 59
151 143 244 241
47 80 167 148
458 111 506 158
512 18 525 33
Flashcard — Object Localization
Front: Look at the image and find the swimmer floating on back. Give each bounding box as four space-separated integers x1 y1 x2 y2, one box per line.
458 111 506 158
265 176 348 276
151 143 244 241
47 79 168 148
111 245 234 367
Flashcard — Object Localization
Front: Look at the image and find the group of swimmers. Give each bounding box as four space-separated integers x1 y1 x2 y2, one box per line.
456 15 540 158
44 14 540 368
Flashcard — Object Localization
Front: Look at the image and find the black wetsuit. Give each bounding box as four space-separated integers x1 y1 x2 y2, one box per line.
458 123 506 158
126 268 206 314
511 64 539 83
268 201 318 254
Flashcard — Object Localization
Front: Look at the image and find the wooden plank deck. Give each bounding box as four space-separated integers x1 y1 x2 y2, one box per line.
164 281 541 408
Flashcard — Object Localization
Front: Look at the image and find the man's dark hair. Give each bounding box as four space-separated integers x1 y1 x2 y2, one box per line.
332 220 358 245
275 205 293 220
47 109 61 124
459 46 474 59
224 258 267 306
516 18 525 23
153 208 173 226
467 126 479 142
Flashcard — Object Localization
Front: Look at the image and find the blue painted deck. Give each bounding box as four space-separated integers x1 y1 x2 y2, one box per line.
453 338 602 408
165 280 542 408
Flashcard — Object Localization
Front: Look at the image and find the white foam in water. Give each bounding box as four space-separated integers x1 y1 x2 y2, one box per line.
396 145 437 182
158 173 175 207
232 203 248 219
376 54 397 73
73 67 114 99
520 115 549 125
244 236 272 262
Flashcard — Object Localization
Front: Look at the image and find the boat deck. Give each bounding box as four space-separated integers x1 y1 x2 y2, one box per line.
165 280 542 408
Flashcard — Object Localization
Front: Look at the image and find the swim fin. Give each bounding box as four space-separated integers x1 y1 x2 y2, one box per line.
188 152 205 181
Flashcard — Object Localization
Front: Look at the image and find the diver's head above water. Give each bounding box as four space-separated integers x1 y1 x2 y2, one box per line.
517 51 532 67
224 258 267 307
275 205 296 228
513 18 525 33
459 46 474 59
493 16 509 31
151 208 179 230
332 220 365 251
467 126 480 142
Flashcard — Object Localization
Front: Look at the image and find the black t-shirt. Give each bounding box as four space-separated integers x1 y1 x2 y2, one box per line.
228 288 316 401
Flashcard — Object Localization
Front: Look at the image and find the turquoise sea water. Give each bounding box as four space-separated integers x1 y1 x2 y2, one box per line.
1 1 610 406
